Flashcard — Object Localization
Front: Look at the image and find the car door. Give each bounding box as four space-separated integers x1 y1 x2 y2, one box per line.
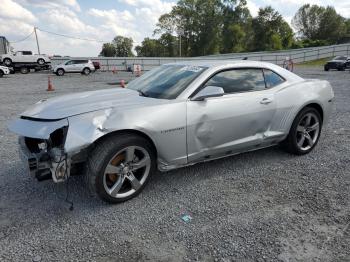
22 51 33 62
73 60 85 72
13 52 22 63
186 68 277 163
64 60 75 72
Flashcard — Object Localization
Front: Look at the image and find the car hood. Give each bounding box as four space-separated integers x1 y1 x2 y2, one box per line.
21 88 166 120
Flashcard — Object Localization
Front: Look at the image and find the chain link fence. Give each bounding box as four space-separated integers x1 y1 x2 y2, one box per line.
51 43 350 71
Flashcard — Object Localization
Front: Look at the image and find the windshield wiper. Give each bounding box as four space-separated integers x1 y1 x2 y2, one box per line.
137 90 149 97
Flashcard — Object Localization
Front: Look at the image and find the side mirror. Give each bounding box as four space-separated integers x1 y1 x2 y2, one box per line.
191 86 225 101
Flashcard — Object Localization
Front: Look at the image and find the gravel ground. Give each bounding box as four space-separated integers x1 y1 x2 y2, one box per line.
0 68 349 262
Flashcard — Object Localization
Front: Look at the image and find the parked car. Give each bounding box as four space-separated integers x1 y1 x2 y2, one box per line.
0 65 10 77
53 59 95 76
8 60 334 203
324 56 350 71
0 51 50 66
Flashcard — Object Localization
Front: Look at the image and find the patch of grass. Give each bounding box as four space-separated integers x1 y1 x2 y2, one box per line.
297 57 332 66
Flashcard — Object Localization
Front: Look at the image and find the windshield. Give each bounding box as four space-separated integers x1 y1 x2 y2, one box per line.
334 56 347 60
127 65 207 99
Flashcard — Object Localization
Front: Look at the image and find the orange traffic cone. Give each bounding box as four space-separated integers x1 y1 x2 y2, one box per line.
47 76 55 91
120 80 126 88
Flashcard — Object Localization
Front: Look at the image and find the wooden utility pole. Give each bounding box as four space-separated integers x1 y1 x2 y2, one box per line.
34 27 40 54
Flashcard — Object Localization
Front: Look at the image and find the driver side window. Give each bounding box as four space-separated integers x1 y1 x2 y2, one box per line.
205 68 266 94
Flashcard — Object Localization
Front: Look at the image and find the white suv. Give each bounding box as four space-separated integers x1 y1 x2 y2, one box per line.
53 59 95 76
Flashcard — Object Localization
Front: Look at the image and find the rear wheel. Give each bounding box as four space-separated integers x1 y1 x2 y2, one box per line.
20 67 29 74
86 134 156 203
282 107 322 155
3 58 12 66
37 58 45 65
324 66 329 71
0 70 3 77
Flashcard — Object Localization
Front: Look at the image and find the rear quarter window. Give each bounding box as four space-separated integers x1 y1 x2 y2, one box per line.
263 69 285 88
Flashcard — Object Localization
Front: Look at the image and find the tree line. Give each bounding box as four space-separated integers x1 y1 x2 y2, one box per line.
99 0 350 57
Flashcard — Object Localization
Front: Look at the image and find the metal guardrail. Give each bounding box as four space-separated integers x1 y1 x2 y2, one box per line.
51 43 350 71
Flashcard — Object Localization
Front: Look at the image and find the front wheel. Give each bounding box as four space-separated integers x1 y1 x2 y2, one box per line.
3 58 12 66
56 68 65 76
282 107 322 155
0 70 3 78
86 134 156 203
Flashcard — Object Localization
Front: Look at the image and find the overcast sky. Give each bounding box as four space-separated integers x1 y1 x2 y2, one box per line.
1 0 349 56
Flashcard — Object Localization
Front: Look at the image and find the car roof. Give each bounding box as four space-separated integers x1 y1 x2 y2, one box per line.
165 59 303 82
166 59 275 68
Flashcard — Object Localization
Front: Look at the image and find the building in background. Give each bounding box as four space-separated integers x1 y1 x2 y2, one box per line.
0 36 10 55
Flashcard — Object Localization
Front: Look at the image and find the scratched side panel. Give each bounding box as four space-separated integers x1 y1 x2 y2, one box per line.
65 101 188 169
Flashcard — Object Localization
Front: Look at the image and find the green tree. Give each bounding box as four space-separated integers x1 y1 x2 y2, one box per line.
158 33 178 57
135 38 161 57
251 6 293 51
100 43 116 57
112 36 134 57
221 0 253 53
155 0 230 56
292 4 346 44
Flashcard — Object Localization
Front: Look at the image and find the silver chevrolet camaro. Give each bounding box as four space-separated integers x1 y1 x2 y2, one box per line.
9 60 334 203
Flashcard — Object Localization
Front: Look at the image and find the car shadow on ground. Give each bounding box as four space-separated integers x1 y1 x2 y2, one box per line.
0 144 298 217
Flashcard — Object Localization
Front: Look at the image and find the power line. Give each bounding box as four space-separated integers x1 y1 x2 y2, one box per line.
37 27 108 43
9 30 34 43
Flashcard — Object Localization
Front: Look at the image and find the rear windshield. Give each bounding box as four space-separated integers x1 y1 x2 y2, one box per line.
334 56 347 60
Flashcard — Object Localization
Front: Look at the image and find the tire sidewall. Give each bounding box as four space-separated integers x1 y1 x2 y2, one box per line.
88 135 156 203
57 69 64 76
20 67 29 74
38 59 45 65
3 58 11 66
83 68 91 75
288 107 322 155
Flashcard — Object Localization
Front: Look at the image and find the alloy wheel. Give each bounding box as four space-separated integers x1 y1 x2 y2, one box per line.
103 146 151 199
296 112 320 151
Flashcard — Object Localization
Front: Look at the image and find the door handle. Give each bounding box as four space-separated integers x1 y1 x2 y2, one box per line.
260 98 273 105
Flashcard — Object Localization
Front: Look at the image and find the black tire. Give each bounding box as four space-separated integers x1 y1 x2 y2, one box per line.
20 67 29 74
281 107 322 155
3 58 12 66
37 58 45 65
86 134 156 203
0 70 3 78
324 66 329 71
83 67 91 75
56 68 65 76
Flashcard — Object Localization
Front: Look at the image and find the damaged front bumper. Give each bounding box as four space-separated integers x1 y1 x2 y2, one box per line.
8 110 114 183
10 117 71 183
